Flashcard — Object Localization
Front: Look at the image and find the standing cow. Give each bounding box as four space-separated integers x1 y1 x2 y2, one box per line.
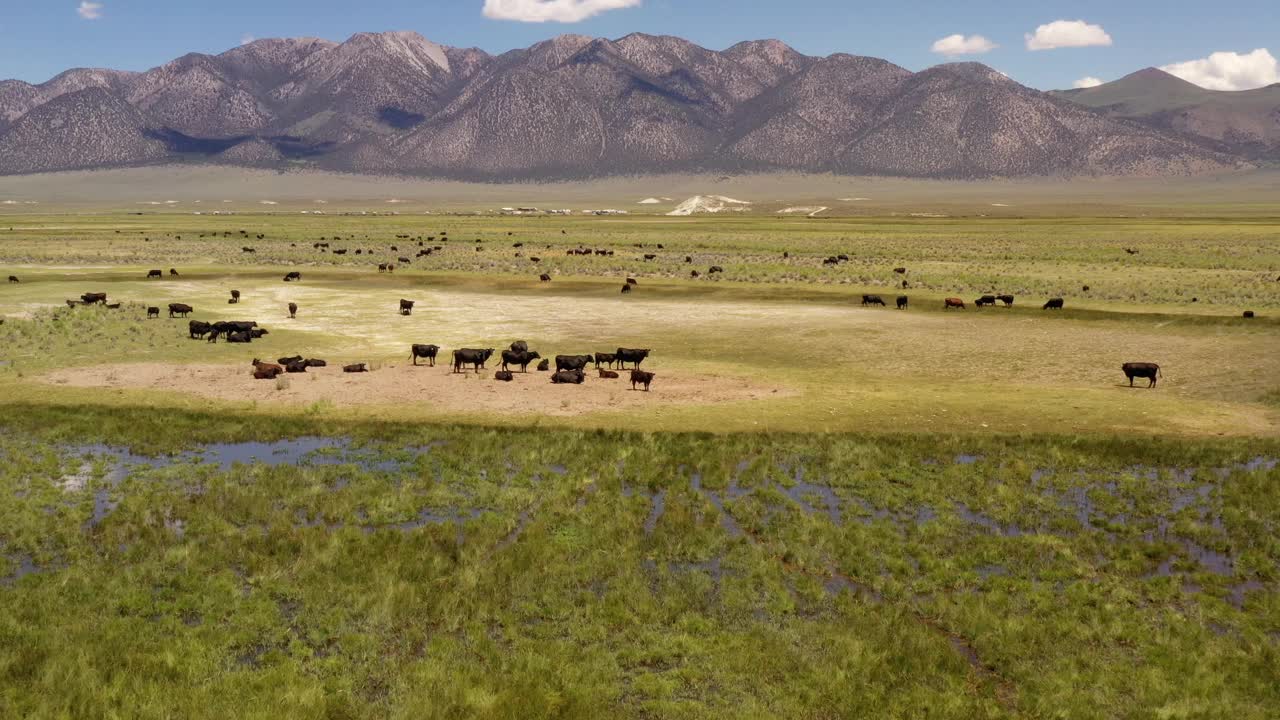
453 348 495 373
944 298 965 310
896 296 909 310
630 370 655 391
409 344 440 366
399 299 415 316
288 302 298 319
616 348 651 369
1043 298 1065 310
862 295 886 307
1121 362 1162 388
168 303 193 318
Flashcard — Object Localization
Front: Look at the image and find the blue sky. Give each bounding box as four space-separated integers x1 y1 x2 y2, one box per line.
2 1 1277 91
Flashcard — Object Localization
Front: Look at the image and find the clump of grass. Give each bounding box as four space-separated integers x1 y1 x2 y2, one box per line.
275 376 290 391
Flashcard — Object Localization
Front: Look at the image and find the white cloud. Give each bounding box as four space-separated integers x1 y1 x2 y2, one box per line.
1073 76 1104 88
77 1 103 20
241 34 256 46
482 0 641 23
930 34 998 56
1160 48 1280 91
1025 20 1112 51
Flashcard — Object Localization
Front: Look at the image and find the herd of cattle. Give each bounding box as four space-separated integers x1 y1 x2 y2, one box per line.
858 293 1067 310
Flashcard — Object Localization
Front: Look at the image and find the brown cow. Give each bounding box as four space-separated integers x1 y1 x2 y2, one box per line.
598 369 620 379
944 298 965 310
288 302 298 319
1121 362 1161 388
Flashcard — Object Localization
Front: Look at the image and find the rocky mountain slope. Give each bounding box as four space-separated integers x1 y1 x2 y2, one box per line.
0 32 1247 178
1052 68 1280 161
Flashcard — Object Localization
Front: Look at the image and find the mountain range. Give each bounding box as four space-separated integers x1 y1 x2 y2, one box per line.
0 32 1264 179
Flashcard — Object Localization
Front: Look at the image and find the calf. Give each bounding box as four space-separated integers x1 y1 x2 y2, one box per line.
147 307 160 319
249 328 268 339
896 295 908 310
168 303 193 318
288 302 298 319
229 290 241 304
399 299 415 316
344 363 369 373
893 267 907 274
1121 362 1161 388
409 344 440 366
551 369 585 385
593 352 617 369
944 298 965 310
169 269 180 277
621 284 632 294
630 370 655 391
537 359 550 372
598 369 620 379
862 295 886 307
495 370 515 382
1043 298 1065 310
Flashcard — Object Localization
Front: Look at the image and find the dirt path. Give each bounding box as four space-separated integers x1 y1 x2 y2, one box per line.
41 362 790 416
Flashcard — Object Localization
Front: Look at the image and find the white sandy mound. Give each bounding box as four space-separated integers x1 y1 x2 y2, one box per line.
666 195 752 216
778 206 828 216
637 198 661 204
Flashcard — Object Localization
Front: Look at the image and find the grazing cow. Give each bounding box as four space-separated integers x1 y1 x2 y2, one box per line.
1124 248 1139 255
626 278 638 285
823 257 840 267
540 274 552 282
537 359 550 371
410 344 440 366
230 290 241 304
691 270 701 278
551 369 585 385
288 302 298 319
902 280 909 289
242 247 256 253
501 350 541 373
344 363 369 373
168 303 193 318
1043 298 1065 310
399 299 415 316
188 320 211 338
7 276 17 283
1121 362 1162 388
709 266 724 274
975 295 997 308
169 269 179 277
453 348 495 373
593 352 617 369
146 269 162 279
621 284 632 294
599 369 620 379
147 306 160 319
644 254 657 261
1243 311 1255 318
82 293 108 305
894 267 907 274
378 264 388 272
896 295 909 310
944 298 965 310
1082 285 1090 292
495 371 514 382
630 370 655 391
555 354 594 372
226 331 252 344
615 348 651 369
283 271 302 282
998 294 1015 307
862 295 886 307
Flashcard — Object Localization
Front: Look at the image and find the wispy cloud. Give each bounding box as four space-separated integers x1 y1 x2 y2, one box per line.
482 0 641 23
241 34 257 46
931 34 998 56
77 1 104 20
1025 20 1112 51
1160 48 1279 91
1073 76 1104 88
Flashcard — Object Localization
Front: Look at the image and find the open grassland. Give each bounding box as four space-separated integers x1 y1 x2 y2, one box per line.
1 204 1278 717
0 413 1278 719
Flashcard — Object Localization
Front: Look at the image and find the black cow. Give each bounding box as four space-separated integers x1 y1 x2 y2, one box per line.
284 271 302 282
188 320 211 338
976 295 997 308
598 369 620 379
621 284 633 294
626 278 638 285
285 361 308 373
1043 298 1065 310
708 266 724 274
630 370 655 391
1243 311 1255 318
644 254 657 261
551 369 585 384
344 363 369 373
147 306 160 319
537 359 550 372
893 267 907 274
409 345 440 366
1121 362 1161 388
82 293 107 305
540 274 552 282
896 295 909 310
304 359 326 368
229 290 241 304
501 350 541 373
593 352 617 369
555 354 594 372
495 371 515 382
250 328 269 339
399 299 415 316
862 295 886 307
168 303 193 318
616 348 651 369
510 341 528 353
226 331 252 344
169 269 180 277
7 276 17 283
691 271 701 278
146 269 162 279
279 356 304 366
998 294 1015 307
453 348 495 373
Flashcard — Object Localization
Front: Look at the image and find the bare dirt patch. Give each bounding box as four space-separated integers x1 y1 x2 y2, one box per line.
41 362 790 416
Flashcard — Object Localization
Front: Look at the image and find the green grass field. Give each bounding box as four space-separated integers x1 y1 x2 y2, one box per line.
1 204 1278 718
